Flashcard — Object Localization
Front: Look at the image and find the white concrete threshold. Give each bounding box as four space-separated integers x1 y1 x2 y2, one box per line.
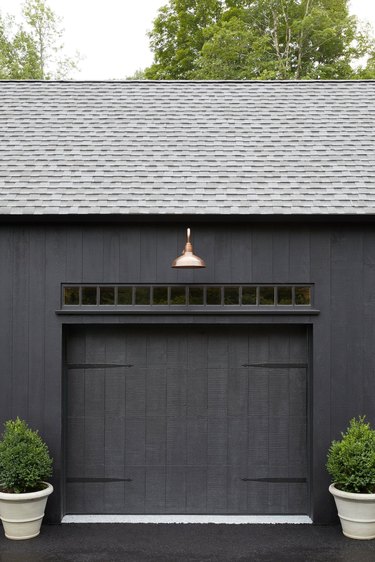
62 515 312 524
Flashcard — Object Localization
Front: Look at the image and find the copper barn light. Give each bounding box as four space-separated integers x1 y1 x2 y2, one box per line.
172 228 206 269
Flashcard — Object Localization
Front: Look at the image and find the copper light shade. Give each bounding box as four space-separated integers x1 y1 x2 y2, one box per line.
172 228 206 269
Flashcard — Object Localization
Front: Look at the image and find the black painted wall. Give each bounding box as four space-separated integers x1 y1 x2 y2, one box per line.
0 219 374 524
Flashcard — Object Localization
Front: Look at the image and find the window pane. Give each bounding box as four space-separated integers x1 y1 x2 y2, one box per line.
224 287 239 305
189 287 204 305
259 286 275 305
135 286 150 305
242 287 257 305
82 287 97 305
170 287 186 305
295 286 311 305
153 286 168 305
118 287 133 305
277 286 292 305
206 287 222 305
64 286 79 305
100 286 115 305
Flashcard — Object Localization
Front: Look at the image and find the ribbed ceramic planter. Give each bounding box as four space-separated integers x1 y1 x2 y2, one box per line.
0 482 53 540
329 484 375 540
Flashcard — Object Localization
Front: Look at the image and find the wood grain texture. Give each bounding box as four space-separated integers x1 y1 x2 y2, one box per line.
66 325 308 514
0 221 374 523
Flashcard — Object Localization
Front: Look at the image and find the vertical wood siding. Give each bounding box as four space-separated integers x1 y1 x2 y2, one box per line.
0 220 373 523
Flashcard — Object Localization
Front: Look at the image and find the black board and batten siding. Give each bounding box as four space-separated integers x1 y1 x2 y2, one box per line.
0 220 374 523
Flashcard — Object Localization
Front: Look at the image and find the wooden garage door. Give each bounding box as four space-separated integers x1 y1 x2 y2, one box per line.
65 325 308 514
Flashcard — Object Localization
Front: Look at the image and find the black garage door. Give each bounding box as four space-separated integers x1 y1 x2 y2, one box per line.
65 325 308 514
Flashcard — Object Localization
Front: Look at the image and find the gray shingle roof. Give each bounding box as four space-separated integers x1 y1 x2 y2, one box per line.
0 80 374 215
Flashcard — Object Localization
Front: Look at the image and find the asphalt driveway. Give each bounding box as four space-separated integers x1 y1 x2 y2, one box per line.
1 524 375 562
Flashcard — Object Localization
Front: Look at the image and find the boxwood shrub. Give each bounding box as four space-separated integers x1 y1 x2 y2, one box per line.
327 416 375 493
0 418 53 493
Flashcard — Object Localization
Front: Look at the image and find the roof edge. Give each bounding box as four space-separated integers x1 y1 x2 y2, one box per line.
0 79 375 84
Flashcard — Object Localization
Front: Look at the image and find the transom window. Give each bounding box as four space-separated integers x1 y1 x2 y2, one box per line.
62 284 312 307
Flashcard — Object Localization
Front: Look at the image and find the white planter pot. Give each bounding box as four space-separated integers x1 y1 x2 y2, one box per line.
0 482 53 540
329 483 375 540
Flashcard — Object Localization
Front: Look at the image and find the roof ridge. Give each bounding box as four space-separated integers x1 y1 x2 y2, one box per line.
0 79 375 84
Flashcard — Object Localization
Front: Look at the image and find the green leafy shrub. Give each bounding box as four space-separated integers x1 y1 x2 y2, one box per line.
0 418 53 493
327 416 375 493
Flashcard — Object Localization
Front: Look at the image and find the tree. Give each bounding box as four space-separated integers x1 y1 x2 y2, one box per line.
126 68 147 80
145 0 223 79
0 0 79 80
146 0 375 80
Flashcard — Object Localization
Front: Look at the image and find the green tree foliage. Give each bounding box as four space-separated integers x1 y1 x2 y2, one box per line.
327 416 375 494
146 0 375 79
0 0 79 80
145 0 223 79
126 68 147 80
0 418 53 494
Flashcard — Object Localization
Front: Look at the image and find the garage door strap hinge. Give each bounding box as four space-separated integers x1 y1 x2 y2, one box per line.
67 478 133 483
242 363 307 369
241 478 306 483
67 364 134 370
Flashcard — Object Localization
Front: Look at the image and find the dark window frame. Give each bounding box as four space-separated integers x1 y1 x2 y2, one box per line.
62 283 313 310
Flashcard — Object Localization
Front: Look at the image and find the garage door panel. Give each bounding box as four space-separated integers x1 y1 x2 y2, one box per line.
186 467 207 513
208 369 227 416
125 418 146 465
146 416 167 465
247 481 269 514
66 417 84 477
227 469 248 513
248 416 269 465
104 482 126 514
125 368 146 415
269 371 289 416
248 373 268 416
67 370 84 417
104 414 125 477
227 418 248 466
167 417 187 464
187 369 208 415
166 335 187 366
66 326 308 515
208 418 227 465
66 482 85 514
66 328 86 364
167 367 187 416
86 332 106 364
146 367 167 415
228 369 248 416
145 467 166 512
166 467 186 512
288 483 308 513
187 333 208 368
147 334 167 365
268 482 289 514
104 372 126 417
187 417 208 465
207 466 227 512
289 369 307 415
84 416 105 478
123 468 145 513
268 416 290 465
125 334 147 367
208 333 229 369
228 334 249 368
85 369 105 417
289 418 307 467
84 482 105 513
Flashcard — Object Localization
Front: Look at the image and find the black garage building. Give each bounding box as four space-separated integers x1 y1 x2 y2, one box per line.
0 80 374 524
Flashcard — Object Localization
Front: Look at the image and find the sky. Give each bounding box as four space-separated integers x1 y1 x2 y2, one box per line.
1 0 375 80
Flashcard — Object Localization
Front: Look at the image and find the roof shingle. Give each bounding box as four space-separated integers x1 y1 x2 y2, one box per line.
0 80 374 215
